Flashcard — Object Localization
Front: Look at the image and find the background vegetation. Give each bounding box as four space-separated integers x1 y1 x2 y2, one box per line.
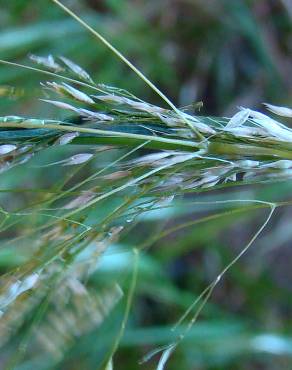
0 1 291 369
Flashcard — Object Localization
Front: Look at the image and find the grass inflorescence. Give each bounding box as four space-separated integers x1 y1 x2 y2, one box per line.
0 1 291 369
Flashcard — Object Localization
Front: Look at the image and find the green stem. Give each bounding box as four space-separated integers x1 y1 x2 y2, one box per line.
2 118 292 159
208 142 292 160
0 119 200 150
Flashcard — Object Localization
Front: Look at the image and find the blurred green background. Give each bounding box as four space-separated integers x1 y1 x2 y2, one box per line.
0 1 292 369
1 0 291 115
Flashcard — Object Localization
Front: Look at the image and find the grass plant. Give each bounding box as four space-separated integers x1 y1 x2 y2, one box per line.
0 1 291 369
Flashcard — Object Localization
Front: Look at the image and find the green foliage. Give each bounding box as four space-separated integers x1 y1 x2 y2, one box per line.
0 1 292 370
